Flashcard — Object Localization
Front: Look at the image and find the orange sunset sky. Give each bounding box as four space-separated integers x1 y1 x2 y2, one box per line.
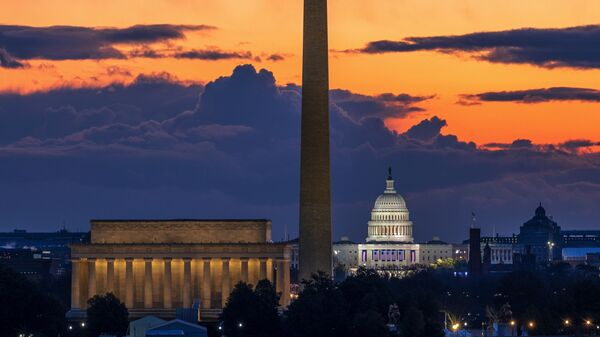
2 0 600 146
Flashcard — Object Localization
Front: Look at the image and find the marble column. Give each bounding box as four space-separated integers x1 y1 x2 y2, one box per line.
125 258 134 308
276 259 291 306
163 258 172 309
201 257 212 309
106 258 115 294
87 258 96 299
144 258 153 308
240 257 249 283
259 257 268 281
71 258 80 309
183 258 192 308
221 258 231 307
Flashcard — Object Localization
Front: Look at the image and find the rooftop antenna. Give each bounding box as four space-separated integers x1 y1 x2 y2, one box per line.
471 211 476 229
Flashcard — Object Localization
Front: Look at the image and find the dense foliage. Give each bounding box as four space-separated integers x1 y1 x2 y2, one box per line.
220 280 282 337
0 266 66 337
86 293 129 337
438 263 600 336
220 264 600 337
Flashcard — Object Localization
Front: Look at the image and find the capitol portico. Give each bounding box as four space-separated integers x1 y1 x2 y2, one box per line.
68 219 291 321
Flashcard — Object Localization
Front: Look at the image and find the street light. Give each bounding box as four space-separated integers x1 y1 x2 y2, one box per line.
547 241 555 262
451 323 460 337
80 322 86 328
564 319 570 325
509 320 516 336
528 321 535 329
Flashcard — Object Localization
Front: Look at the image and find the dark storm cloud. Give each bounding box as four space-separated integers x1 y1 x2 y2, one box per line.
484 139 536 150
462 87 600 104
0 24 213 61
266 54 285 62
561 140 597 148
173 49 254 61
559 139 600 150
351 25 600 69
330 89 432 122
127 46 267 61
0 64 598 242
0 48 26 68
0 72 201 144
404 116 447 142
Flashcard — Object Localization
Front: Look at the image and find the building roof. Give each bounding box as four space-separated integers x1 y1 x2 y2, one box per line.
425 239 449 245
521 203 559 230
148 319 207 332
333 239 357 245
91 219 271 223
373 193 408 212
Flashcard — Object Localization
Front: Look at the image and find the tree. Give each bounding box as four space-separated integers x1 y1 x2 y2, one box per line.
0 266 65 337
353 309 389 337
254 279 282 335
431 258 457 270
400 306 425 337
220 280 281 337
285 272 352 337
86 293 128 337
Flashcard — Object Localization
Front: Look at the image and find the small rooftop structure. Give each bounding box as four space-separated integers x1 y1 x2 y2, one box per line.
128 315 166 337
146 319 207 337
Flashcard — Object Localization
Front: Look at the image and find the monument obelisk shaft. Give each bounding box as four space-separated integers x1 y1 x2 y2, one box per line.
299 0 332 281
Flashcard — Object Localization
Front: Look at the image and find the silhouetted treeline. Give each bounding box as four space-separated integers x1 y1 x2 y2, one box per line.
220 264 600 337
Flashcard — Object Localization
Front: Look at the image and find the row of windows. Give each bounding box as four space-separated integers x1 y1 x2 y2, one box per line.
372 214 409 221
362 249 416 262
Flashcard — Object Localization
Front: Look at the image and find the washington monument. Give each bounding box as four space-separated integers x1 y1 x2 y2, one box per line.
299 0 332 281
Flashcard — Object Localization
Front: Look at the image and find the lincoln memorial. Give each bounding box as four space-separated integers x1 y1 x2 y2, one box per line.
67 219 291 321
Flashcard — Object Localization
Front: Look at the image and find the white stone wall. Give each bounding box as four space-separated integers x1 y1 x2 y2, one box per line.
484 243 514 265
418 244 453 264
357 243 421 269
333 243 359 269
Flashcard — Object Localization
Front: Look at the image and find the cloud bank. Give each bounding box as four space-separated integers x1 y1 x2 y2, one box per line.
462 87 600 104
0 24 213 63
351 25 600 69
0 65 598 242
0 24 287 67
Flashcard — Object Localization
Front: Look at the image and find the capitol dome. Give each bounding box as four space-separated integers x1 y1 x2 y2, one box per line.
366 168 414 243
373 193 407 212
